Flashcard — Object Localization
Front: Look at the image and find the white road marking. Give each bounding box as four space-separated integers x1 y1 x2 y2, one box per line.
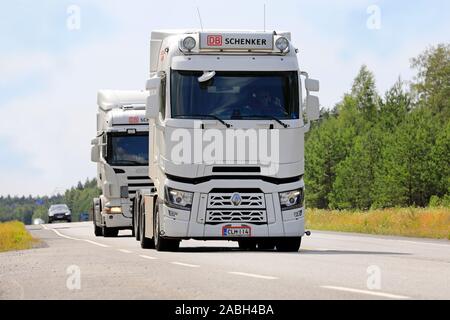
139 255 158 260
83 240 110 248
171 262 200 268
43 224 110 248
118 249 132 254
228 272 278 280
321 286 410 300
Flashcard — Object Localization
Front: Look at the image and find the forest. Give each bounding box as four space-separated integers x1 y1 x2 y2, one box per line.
305 43 449 210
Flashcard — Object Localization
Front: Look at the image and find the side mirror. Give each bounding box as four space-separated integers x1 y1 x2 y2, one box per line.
305 78 320 92
146 77 161 119
91 145 100 163
306 95 320 121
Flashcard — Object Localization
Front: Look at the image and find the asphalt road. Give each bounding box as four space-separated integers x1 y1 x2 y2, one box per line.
0 222 449 300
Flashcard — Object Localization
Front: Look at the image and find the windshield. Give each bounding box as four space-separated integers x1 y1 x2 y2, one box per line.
107 133 149 166
171 71 299 120
50 205 69 212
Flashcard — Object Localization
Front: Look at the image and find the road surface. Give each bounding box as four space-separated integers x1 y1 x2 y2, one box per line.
0 222 449 300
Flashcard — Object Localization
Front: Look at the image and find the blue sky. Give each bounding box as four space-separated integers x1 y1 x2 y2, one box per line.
0 0 449 196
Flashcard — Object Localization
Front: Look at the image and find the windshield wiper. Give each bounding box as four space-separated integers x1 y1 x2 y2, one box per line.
177 115 232 128
237 115 290 128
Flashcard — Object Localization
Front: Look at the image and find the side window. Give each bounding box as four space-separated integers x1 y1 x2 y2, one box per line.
102 134 107 161
160 72 167 120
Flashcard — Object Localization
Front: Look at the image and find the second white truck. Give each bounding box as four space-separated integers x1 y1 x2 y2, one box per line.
91 90 154 237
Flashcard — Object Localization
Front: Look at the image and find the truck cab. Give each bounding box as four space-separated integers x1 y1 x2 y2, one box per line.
134 30 320 251
91 90 154 237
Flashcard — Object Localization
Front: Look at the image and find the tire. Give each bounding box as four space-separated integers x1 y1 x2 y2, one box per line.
67 219 72 223
48 220 52 224
154 204 180 252
139 207 155 249
103 226 119 238
257 239 276 251
238 240 257 251
94 224 103 237
134 199 141 241
276 237 302 252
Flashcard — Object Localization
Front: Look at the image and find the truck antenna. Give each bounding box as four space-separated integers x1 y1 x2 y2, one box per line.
197 7 204 31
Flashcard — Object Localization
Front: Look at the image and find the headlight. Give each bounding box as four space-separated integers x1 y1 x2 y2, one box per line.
166 187 194 210
48 212 54 217
105 207 122 214
279 189 304 211
182 36 197 51
65 212 71 216
275 37 290 52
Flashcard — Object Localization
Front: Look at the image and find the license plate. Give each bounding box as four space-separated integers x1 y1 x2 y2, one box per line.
222 226 252 237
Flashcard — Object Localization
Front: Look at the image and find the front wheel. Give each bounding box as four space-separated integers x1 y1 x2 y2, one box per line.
94 224 103 237
134 199 141 241
154 204 180 252
276 237 302 252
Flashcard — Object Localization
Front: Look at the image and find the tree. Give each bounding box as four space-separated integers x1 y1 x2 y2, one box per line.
351 65 379 122
411 44 450 118
430 121 450 198
379 79 411 129
372 108 439 207
330 125 385 210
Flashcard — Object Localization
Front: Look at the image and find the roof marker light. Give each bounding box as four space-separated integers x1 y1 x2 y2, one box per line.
183 37 197 51
275 37 289 52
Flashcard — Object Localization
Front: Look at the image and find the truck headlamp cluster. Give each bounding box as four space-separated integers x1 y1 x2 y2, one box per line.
279 189 304 211
105 207 122 214
182 36 197 51
275 37 290 52
166 187 194 210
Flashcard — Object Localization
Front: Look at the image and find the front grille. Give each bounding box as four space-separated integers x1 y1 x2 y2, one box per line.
206 193 267 224
127 176 154 199
208 194 265 209
206 210 266 224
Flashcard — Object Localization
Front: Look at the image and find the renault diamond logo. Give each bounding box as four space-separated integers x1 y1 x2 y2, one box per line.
231 193 242 206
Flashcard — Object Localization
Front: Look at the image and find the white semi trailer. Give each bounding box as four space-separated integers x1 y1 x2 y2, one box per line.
91 90 154 237
134 30 320 251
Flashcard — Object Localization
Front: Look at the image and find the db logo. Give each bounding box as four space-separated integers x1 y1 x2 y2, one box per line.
129 116 140 124
207 35 223 46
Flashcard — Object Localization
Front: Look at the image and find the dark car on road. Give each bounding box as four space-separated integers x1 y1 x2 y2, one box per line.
48 204 72 224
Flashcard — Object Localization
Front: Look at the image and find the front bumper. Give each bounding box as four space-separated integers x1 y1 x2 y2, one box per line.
159 204 305 239
49 215 71 221
102 213 132 229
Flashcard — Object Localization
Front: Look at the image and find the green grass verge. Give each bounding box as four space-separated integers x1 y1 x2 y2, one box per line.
306 208 450 240
0 221 38 253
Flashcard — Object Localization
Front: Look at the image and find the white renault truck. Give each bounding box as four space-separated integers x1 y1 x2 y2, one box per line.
91 90 154 237
134 30 320 251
